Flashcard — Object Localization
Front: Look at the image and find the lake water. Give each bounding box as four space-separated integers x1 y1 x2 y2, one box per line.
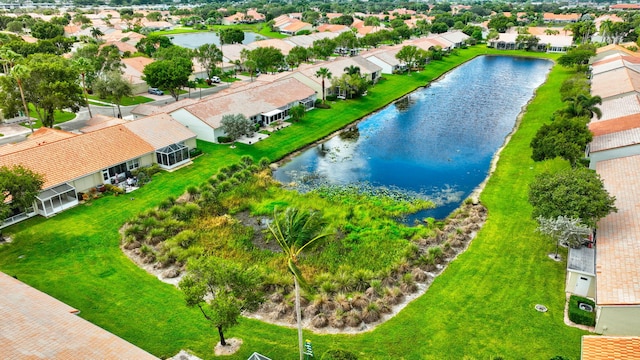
273 56 552 220
170 31 262 48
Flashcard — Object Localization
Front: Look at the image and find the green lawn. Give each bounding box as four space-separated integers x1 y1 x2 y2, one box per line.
21 104 76 129
0 46 587 359
87 94 154 106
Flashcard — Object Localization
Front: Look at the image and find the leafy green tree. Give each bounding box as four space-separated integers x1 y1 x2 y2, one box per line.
330 14 354 26
0 165 44 220
335 31 358 51
311 38 337 59
5 20 24 34
396 45 419 74
246 46 284 74
529 167 616 228
30 21 64 39
220 113 254 145
72 44 123 89
219 28 244 45
93 71 133 118
136 35 173 57
73 57 94 118
536 215 591 259
558 46 596 69
286 46 309 68
195 43 223 79
516 34 540 51
559 74 591 99
5 54 83 127
179 257 263 347
488 14 514 33
315 67 332 104
142 57 192 101
268 207 330 360
430 22 449 34
530 116 592 166
364 16 380 26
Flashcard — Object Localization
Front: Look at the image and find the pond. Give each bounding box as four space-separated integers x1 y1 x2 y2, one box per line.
169 31 263 48
273 56 553 221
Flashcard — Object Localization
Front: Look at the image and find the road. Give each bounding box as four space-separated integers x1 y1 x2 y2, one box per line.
0 83 232 146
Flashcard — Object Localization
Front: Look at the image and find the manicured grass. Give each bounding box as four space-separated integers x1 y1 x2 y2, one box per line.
0 46 586 359
87 94 154 106
21 104 76 129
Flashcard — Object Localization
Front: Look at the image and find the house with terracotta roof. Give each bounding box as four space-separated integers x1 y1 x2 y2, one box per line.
169 78 316 143
0 271 159 360
0 117 196 226
610 3 640 10
581 336 640 359
280 19 313 36
363 46 406 74
591 67 640 100
122 56 155 94
593 154 640 335
316 24 351 34
543 13 581 23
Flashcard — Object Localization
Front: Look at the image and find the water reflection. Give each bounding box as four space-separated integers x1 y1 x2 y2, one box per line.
274 56 552 219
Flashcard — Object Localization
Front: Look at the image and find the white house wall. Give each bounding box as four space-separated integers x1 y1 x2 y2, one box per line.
171 109 219 143
596 305 640 335
566 271 596 298
365 56 394 74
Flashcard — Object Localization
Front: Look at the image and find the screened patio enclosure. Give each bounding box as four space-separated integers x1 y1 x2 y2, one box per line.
36 183 78 217
156 143 190 170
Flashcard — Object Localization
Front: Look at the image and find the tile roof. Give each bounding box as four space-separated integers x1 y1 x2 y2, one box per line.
0 125 154 189
592 56 640 75
589 113 640 136
124 113 196 149
81 114 127 133
0 128 77 156
582 336 640 359
595 154 640 305
122 56 154 74
248 38 294 55
590 127 640 152
591 67 640 99
543 13 581 21
281 20 312 33
0 272 158 360
597 94 640 122
179 78 315 129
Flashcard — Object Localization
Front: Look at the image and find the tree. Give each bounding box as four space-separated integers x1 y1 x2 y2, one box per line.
30 21 64 39
195 43 223 79
289 104 306 122
311 38 337 59
268 207 330 360
529 167 616 228
93 71 133 118
220 113 254 144
516 35 540 51
396 45 419 74
179 257 263 347
219 28 244 45
558 47 596 69
136 35 173 57
343 65 360 76
315 67 332 104
530 116 592 167
9 64 33 133
561 94 602 120
72 44 123 89
142 58 192 101
73 57 94 119
245 46 284 74
286 46 309 68
7 54 84 128
0 165 44 220
536 215 591 259
487 14 513 33
90 27 104 40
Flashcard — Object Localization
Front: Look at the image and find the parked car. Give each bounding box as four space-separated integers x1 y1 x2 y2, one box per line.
148 87 164 95
209 76 221 83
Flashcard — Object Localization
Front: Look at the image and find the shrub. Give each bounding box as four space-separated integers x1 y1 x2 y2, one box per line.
189 147 202 157
218 136 232 143
322 349 358 360
568 295 595 326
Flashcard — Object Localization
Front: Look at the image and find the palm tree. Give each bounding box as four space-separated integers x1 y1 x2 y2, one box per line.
562 94 602 120
268 207 329 360
73 57 93 119
11 64 33 133
344 65 360 75
90 27 104 40
0 48 20 74
315 67 332 104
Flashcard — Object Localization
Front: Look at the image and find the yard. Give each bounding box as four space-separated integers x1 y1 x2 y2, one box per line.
0 46 586 359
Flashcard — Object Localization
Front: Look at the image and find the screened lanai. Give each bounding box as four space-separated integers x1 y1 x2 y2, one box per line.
36 183 78 217
156 143 190 169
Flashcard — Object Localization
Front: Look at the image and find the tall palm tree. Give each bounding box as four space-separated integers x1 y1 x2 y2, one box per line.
269 207 329 360
73 57 93 119
11 64 33 133
90 27 104 40
315 67 332 104
562 94 602 120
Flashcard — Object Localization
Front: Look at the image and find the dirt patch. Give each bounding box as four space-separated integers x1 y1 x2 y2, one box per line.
215 338 243 356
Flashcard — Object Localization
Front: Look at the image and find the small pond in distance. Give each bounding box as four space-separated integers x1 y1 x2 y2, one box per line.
273 56 552 221
170 31 262 48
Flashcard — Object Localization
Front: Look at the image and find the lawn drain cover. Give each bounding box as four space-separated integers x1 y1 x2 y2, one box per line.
535 304 548 312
